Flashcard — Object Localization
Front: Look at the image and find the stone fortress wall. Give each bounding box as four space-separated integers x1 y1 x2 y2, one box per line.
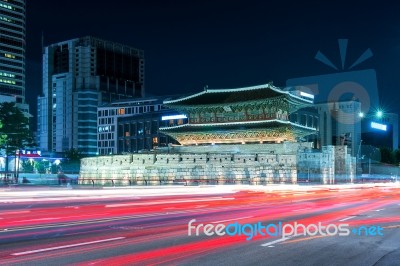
79 143 356 186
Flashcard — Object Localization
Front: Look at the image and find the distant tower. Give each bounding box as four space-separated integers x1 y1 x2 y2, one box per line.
0 0 29 113
38 36 145 155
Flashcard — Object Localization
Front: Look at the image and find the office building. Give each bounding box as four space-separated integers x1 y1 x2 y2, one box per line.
38 36 144 155
117 108 183 154
294 100 361 157
315 100 361 157
98 96 185 155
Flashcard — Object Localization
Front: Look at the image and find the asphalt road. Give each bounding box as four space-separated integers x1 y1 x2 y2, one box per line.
0 184 399 265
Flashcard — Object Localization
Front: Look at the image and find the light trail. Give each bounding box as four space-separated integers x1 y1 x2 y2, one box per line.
0 185 398 265
105 197 235 208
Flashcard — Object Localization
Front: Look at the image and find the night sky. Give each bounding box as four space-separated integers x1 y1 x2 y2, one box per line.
26 0 400 126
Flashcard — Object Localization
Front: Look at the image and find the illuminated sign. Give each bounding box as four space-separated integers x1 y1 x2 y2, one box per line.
300 91 315 99
161 114 187 120
371 121 387 131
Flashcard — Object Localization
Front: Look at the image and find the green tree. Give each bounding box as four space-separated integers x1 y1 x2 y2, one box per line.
0 121 7 147
379 147 394 164
21 159 35 173
62 148 82 174
34 161 47 174
64 148 83 162
394 149 400 165
0 102 35 182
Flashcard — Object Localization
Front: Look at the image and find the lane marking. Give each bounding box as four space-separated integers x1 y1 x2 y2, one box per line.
339 216 356 222
383 225 400 229
105 197 234 208
283 234 330 244
11 237 125 256
211 216 253 224
261 237 291 247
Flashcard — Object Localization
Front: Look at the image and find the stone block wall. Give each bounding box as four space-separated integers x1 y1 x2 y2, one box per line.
79 152 298 186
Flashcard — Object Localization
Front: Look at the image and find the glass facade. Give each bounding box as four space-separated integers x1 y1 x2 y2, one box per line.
0 0 25 104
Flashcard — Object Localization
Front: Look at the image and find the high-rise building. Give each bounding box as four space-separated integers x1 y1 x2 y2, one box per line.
292 100 362 157
0 0 27 106
316 101 362 157
38 36 144 155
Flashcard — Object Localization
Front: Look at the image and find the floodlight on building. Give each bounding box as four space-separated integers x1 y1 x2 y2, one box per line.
358 112 365 118
376 110 383 118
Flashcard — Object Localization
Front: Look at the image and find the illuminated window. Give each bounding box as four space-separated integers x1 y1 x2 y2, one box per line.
178 119 183 125
0 78 15 85
0 72 15 78
4 53 15 59
0 3 13 10
0 16 12 23
118 108 125 115
125 132 130 137
152 137 158 144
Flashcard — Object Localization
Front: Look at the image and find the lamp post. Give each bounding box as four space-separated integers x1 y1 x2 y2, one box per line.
3 133 22 184
357 109 386 177
357 139 363 177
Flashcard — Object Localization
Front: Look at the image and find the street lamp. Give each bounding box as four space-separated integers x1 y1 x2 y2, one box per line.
358 109 385 120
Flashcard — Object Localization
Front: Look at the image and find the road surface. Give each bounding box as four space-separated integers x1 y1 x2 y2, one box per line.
0 184 399 265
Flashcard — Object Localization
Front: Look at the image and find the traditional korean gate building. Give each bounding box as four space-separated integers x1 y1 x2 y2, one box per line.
79 83 356 185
